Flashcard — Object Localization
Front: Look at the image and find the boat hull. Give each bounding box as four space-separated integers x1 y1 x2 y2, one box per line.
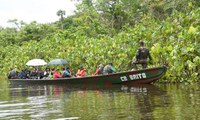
8 66 167 85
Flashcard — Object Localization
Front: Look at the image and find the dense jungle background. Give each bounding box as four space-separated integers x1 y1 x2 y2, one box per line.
0 0 199 83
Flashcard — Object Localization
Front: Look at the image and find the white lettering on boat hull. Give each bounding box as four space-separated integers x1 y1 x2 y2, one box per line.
120 73 147 81
120 76 128 81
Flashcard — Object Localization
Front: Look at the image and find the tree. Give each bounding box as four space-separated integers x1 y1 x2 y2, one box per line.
75 0 141 31
7 19 26 30
57 10 66 30
18 22 56 42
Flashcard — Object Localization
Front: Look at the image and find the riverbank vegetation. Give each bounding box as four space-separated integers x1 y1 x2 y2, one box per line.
0 0 199 83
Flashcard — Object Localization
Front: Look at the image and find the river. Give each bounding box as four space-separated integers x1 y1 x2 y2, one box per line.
0 79 200 120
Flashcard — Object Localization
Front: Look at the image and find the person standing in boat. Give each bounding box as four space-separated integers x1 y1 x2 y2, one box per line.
132 41 152 70
103 63 116 74
93 64 104 75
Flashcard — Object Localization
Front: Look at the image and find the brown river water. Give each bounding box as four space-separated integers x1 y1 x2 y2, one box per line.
0 79 200 120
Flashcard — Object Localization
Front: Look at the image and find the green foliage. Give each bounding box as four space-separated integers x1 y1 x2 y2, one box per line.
0 0 199 83
0 27 18 46
19 22 57 42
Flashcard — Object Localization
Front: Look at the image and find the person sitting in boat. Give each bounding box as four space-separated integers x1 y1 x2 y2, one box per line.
43 67 51 79
132 41 152 70
8 68 18 79
19 68 30 79
103 63 116 74
30 67 38 79
47 68 55 79
75 65 86 77
66 67 72 77
61 67 72 78
37 68 44 79
53 68 62 79
25 68 31 79
51 68 55 74
93 64 104 75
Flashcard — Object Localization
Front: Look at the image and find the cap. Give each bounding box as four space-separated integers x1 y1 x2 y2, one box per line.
139 41 144 46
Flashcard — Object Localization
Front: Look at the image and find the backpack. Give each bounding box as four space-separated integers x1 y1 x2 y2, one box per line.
136 47 149 60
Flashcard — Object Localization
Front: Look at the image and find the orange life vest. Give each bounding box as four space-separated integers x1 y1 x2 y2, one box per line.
76 69 86 77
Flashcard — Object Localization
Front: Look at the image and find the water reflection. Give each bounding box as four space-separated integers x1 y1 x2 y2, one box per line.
9 84 166 97
6 84 167 120
0 82 199 120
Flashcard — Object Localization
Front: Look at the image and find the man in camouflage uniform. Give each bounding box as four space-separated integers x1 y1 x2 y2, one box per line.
132 41 152 70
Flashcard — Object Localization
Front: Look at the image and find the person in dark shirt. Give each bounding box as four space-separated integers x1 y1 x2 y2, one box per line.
8 68 18 79
132 41 152 70
19 68 30 79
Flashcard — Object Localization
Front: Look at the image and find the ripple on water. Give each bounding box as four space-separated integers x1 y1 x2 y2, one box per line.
53 117 80 120
0 96 62 119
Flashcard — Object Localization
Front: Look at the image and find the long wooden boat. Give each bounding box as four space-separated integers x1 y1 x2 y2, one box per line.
8 66 167 85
